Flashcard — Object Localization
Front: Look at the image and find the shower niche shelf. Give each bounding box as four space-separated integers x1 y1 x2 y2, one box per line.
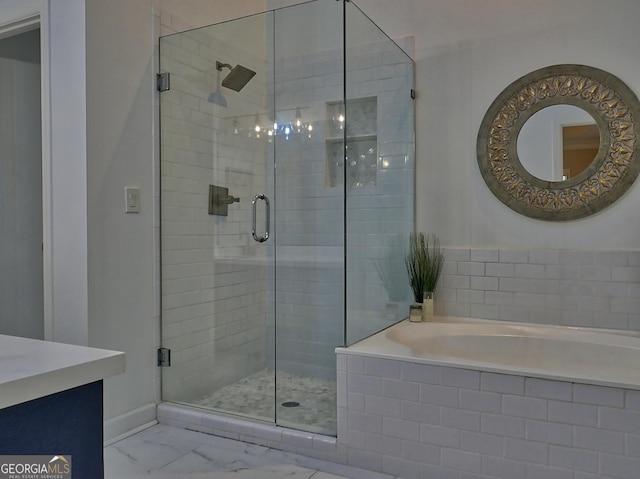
325 97 378 188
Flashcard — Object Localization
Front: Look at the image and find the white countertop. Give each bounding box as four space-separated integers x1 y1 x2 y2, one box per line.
0 334 125 409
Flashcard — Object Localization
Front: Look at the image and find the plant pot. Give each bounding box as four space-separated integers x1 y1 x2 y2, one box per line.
409 303 423 322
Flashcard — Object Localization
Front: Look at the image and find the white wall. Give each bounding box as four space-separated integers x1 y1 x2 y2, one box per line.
47 0 89 345
85 0 158 439
159 0 266 33
349 0 640 250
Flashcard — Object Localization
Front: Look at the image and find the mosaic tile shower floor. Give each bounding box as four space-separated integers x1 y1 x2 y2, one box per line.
192 369 337 435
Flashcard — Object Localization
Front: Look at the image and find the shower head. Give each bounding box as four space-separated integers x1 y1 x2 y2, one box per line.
216 61 256 92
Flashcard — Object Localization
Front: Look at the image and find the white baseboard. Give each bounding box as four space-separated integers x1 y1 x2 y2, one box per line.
103 402 157 446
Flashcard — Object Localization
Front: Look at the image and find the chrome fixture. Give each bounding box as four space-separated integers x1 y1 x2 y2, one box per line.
251 194 270 243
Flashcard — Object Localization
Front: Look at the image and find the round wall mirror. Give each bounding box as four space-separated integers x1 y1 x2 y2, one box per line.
477 64 640 221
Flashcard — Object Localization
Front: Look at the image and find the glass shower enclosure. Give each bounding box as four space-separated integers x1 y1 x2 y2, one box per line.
159 0 414 436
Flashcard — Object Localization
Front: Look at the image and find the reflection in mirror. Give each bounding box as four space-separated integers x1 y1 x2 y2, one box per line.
562 123 599 180
517 105 599 182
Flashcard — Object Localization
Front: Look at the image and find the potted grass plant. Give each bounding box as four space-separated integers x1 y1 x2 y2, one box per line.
405 232 445 321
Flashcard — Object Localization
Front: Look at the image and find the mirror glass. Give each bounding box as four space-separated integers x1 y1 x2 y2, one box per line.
517 105 600 182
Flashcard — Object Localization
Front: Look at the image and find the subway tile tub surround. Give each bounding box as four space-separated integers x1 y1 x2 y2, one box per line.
337 347 640 479
438 248 640 330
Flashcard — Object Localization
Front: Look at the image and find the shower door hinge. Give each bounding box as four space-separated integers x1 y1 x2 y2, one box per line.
157 347 171 367
156 72 171 92
411 89 416 99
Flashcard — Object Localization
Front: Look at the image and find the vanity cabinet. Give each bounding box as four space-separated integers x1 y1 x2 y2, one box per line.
0 335 124 479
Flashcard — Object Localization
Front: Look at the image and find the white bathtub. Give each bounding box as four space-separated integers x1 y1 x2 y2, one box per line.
346 316 640 390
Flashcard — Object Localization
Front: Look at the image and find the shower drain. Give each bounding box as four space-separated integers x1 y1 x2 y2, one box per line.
281 401 300 408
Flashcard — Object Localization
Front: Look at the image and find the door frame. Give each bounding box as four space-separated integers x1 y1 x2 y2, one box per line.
0 0 89 345
0 1 50 338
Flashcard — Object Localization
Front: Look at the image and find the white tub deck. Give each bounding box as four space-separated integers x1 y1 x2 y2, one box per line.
341 316 640 390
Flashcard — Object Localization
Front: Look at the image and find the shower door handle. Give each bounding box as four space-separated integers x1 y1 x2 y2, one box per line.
251 194 270 243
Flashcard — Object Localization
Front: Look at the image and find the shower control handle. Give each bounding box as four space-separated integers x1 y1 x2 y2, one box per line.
219 195 240 205
251 194 270 243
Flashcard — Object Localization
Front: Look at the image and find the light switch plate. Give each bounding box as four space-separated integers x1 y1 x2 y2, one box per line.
125 187 140 213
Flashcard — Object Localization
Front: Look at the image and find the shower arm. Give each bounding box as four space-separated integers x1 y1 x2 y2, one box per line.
216 61 233 72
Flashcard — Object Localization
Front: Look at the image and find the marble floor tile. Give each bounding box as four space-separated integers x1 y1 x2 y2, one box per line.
105 424 400 479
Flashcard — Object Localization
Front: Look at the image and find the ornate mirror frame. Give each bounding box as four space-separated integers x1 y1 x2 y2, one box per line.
477 64 640 221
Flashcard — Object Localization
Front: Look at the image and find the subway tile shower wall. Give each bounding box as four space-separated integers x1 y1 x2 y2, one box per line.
438 248 640 331
160 5 414 403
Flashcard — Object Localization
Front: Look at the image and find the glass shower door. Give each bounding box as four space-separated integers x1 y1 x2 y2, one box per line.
272 0 344 435
159 11 277 424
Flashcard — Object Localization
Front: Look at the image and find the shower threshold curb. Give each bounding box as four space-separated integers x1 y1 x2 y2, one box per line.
157 402 346 461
